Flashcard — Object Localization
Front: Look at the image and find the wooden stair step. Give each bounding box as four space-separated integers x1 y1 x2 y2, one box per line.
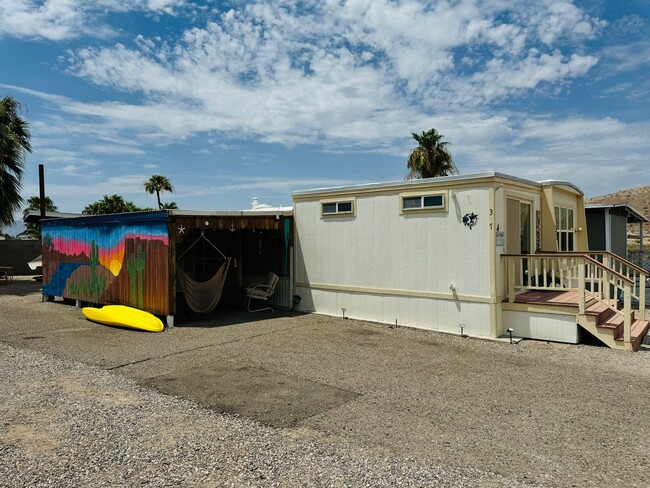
597 313 624 329
586 301 608 314
614 320 650 342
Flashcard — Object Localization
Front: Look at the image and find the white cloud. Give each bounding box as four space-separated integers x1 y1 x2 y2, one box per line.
0 0 186 41
8 1 644 201
601 40 650 73
83 144 145 155
52 0 604 149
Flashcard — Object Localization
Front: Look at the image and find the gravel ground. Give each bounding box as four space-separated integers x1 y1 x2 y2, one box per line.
0 343 531 487
1 278 649 487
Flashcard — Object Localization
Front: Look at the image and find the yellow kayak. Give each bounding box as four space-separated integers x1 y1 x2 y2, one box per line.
82 305 164 333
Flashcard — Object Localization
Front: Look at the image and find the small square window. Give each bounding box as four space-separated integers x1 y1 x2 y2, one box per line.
403 197 421 209
337 202 352 213
400 192 446 212
322 200 354 216
423 195 443 207
322 203 337 214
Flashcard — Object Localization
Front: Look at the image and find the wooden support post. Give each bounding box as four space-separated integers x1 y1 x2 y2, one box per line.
639 277 646 321
508 258 515 303
578 260 585 315
640 221 644 270
624 282 632 347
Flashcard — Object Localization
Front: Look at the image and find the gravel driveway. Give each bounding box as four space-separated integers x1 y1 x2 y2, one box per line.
1 278 649 487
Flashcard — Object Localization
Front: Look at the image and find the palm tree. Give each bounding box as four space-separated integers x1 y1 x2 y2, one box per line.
144 175 174 210
83 194 140 215
405 128 457 179
18 196 58 239
0 97 31 228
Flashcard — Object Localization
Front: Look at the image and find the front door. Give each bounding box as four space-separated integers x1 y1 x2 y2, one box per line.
507 199 532 284
506 199 531 254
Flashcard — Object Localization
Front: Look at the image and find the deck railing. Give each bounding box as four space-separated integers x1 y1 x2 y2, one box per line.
502 252 648 347
586 251 647 312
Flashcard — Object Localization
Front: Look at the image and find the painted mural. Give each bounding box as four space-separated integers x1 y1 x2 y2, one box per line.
41 217 170 315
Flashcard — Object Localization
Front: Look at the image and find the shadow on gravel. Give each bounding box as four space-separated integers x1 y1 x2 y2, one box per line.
0 278 42 298
174 303 308 329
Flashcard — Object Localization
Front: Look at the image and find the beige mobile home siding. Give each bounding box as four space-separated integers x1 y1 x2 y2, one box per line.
294 187 493 336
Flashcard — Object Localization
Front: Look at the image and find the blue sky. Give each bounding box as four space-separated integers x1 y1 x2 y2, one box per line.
1 0 649 234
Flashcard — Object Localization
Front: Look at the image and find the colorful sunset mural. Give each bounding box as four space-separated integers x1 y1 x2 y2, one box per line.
41 213 170 315
47 227 168 276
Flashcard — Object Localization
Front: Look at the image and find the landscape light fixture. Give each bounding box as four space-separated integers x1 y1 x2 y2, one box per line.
507 328 514 344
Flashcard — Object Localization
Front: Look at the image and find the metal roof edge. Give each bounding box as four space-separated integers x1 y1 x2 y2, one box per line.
39 210 169 226
538 179 584 196
291 172 544 198
169 209 293 217
24 210 84 223
585 203 649 222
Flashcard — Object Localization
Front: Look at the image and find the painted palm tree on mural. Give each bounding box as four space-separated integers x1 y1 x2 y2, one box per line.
405 128 457 179
144 175 175 210
0 96 31 228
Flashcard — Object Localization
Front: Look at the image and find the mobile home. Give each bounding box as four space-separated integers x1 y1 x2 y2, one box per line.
292 172 648 351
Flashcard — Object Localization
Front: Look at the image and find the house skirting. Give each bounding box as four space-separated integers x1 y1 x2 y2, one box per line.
294 286 492 337
502 310 580 344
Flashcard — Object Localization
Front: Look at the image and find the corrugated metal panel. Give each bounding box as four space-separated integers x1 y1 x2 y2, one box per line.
40 214 171 315
242 275 291 309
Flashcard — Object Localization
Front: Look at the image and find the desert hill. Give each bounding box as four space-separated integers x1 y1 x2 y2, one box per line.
586 185 650 244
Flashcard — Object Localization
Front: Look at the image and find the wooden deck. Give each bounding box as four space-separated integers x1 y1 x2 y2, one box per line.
512 290 649 351
514 290 582 306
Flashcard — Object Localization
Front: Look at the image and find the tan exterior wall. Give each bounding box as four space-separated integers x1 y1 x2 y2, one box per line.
294 175 586 340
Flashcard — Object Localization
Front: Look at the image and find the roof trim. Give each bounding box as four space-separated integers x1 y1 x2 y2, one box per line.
40 210 169 227
292 172 551 198
169 209 293 217
585 203 649 223
538 179 584 196
24 210 83 223
292 172 587 199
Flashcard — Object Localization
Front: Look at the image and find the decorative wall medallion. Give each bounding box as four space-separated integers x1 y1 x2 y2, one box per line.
462 212 479 229
177 225 186 234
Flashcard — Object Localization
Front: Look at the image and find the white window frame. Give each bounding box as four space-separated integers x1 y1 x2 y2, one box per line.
399 190 448 214
554 205 575 251
320 198 356 218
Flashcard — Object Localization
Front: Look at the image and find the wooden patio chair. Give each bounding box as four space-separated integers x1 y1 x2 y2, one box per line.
245 272 279 312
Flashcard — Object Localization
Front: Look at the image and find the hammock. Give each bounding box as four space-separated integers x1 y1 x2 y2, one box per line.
176 258 231 313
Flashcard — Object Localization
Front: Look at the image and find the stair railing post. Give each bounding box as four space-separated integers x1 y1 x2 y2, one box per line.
603 266 610 303
508 257 515 303
578 258 585 315
624 282 632 347
639 275 646 321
